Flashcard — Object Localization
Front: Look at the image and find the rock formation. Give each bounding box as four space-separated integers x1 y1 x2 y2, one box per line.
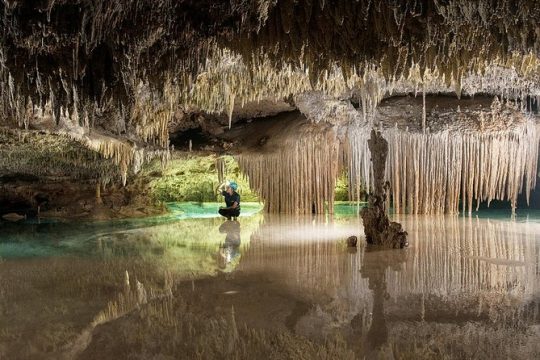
0 1 539 217
360 130 408 249
347 96 539 215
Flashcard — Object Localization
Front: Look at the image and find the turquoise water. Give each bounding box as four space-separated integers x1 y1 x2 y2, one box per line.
0 202 263 259
1 201 539 259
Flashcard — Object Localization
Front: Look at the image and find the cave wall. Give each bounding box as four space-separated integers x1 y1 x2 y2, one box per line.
0 129 164 219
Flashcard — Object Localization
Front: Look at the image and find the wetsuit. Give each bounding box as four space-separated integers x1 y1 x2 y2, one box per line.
219 191 241 219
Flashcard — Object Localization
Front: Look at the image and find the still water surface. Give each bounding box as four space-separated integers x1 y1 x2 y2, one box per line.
1 203 539 359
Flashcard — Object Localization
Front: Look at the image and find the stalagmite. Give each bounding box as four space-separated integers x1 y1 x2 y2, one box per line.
360 129 408 248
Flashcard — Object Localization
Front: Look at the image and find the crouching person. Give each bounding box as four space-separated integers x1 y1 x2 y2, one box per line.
217 181 240 220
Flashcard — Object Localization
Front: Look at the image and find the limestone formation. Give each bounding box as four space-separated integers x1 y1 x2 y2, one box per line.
360 130 408 249
348 97 539 215
237 123 340 214
0 1 539 217
1 1 540 160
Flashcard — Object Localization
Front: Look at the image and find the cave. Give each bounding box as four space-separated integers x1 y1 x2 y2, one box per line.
1 1 540 359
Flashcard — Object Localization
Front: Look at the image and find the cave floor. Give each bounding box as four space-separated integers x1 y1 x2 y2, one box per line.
1 204 539 359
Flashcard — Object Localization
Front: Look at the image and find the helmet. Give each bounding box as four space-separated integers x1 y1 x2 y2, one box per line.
228 181 238 191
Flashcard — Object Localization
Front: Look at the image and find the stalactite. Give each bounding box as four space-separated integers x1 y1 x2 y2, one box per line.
422 83 426 132
63 127 169 186
347 99 540 214
357 67 386 123
182 47 540 131
236 124 340 214
0 127 122 182
95 182 103 204
216 157 227 184
1 0 540 190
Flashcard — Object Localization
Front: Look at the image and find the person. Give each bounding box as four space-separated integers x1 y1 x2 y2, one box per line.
217 181 240 220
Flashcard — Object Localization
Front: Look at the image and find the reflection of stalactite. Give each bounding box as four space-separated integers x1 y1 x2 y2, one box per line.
239 214 371 327
239 214 540 323
236 125 340 214
240 215 364 291
236 213 540 358
387 215 540 301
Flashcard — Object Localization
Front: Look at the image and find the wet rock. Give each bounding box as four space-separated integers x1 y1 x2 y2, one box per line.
347 235 358 247
1 212 26 222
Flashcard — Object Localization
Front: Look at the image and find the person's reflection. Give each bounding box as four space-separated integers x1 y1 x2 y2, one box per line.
217 220 241 270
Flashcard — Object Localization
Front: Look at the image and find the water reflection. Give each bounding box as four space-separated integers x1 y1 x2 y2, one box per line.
360 248 408 354
0 202 263 259
1 209 539 359
241 214 540 300
218 220 242 271
238 214 540 358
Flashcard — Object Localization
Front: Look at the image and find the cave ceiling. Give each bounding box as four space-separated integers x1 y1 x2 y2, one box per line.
1 0 540 183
